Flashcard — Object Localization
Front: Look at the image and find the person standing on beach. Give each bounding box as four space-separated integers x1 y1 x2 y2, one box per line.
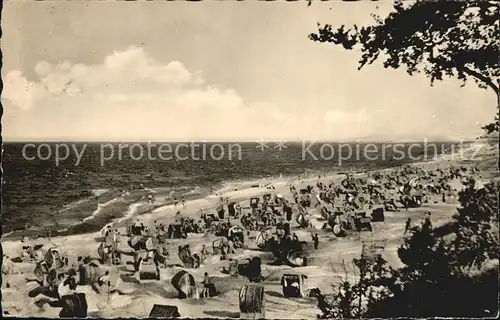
202 272 211 298
284 204 292 221
404 218 412 235
201 244 209 260
423 212 432 231
182 197 186 207
2 255 13 288
401 195 409 211
220 245 228 261
235 203 242 218
315 193 322 208
193 253 201 268
312 233 319 250
174 197 178 207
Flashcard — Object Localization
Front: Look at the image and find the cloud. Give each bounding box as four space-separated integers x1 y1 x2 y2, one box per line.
2 45 496 141
4 71 47 111
6 46 199 110
3 46 297 141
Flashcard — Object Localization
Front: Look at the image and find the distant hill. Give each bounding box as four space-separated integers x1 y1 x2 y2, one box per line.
353 134 464 143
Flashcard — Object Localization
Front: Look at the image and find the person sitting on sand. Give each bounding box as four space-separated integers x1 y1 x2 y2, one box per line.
180 229 187 239
221 258 238 276
80 256 91 265
98 271 110 287
183 244 192 258
232 236 243 250
71 256 83 270
161 247 170 260
276 227 285 239
62 256 69 267
196 221 202 233
90 271 111 295
57 272 77 300
159 223 166 233
131 219 142 235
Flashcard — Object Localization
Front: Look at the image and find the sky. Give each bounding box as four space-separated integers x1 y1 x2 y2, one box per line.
2 1 497 142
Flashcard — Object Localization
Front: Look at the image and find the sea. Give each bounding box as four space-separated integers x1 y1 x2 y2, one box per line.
1 141 463 235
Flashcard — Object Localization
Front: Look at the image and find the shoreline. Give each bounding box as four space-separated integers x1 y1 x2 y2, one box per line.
2 140 482 242
0 170 320 243
0 159 426 244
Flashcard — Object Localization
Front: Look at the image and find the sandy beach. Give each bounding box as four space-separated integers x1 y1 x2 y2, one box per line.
5 137 495 319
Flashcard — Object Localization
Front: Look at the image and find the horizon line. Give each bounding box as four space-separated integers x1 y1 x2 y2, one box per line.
2 138 474 144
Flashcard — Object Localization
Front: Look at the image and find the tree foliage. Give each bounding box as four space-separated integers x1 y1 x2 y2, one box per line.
311 181 499 318
309 0 499 133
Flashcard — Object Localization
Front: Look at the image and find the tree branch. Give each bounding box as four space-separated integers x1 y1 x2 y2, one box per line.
461 66 499 97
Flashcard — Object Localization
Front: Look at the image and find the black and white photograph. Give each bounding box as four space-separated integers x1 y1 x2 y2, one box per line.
1 0 499 318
